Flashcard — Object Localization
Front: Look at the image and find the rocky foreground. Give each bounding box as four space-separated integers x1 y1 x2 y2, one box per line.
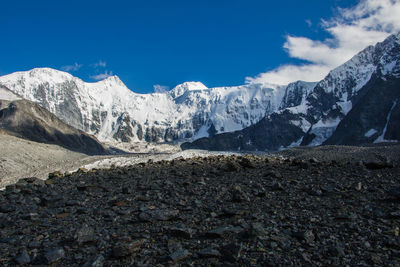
1 153 400 266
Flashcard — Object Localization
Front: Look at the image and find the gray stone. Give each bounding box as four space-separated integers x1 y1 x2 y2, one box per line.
83 254 105 267
169 249 191 262
44 247 65 264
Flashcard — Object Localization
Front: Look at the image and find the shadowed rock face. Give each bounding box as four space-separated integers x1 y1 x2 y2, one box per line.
181 111 305 151
0 99 107 155
324 75 400 145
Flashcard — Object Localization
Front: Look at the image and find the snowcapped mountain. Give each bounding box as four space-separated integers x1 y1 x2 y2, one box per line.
2 33 398 150
182 32 400 151
0 68 301 144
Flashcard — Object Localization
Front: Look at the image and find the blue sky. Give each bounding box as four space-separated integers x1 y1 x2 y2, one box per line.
1 0 399 93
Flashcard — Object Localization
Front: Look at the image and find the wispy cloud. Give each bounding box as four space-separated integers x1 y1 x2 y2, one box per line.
61 62 82 72
247 0 400 85
153 84 170 93
91 60 107 68
90 70 113 81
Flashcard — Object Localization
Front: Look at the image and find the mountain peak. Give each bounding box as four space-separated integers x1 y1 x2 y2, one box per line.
98 75 125 86
29 67 74 80
170 81 208 98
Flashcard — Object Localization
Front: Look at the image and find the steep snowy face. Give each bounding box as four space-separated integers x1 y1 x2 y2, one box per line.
171 83 287 139
0 86 21 101
0 68 289 143
301 32 400 146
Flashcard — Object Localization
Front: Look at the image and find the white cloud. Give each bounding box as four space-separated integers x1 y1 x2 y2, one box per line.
153 84 170 93
90 70 113 81
247 0 400 85
61 62 82 72
92 60 107 68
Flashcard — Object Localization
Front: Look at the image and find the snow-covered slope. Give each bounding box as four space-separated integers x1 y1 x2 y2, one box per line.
0 68 297 143
0 86 21 101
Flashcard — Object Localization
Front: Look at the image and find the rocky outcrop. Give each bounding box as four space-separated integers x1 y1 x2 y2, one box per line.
0 99 107 155
324 75 400 145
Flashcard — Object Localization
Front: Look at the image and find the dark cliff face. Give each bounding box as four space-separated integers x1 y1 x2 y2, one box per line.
0 99 107 155
181 111 305 151
324 75 400 145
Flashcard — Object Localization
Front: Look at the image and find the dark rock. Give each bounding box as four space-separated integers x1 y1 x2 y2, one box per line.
219 243 243 262
307 186 323 196
220 208 245 217
75 225 96 244
231 186 250 202
246 222 268 238
15 249 31 264
387 186 400 199
0 204 16 213
20 212 39 220
44 247 65 264
83 254 105 267
224 161 241 172
270 182 284 191
364 161 394 170
239 157 255 168
198 247 221 258
112 239 145 258
139 209 179 222
389 211 400 218
205 226 242 238
292 230 315 244
169 249 191 262
48 171 63 179
327 242 345 257
265 170 282 178
167 227 195 239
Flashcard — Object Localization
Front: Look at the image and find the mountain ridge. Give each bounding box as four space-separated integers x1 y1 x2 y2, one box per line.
1 32 399 151
182 32 400 151
0 67 304 144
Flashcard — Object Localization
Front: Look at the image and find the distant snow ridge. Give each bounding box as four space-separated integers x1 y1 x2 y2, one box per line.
0 68 304 143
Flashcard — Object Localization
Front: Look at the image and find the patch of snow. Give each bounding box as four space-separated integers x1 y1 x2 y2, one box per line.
287 137 303 148
374 99 398 143
338 100 353 115
382 60 397 75
81 150 239 170
0 87 21 101
364 129 378 138
193 124 210 139
308 117 341 146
